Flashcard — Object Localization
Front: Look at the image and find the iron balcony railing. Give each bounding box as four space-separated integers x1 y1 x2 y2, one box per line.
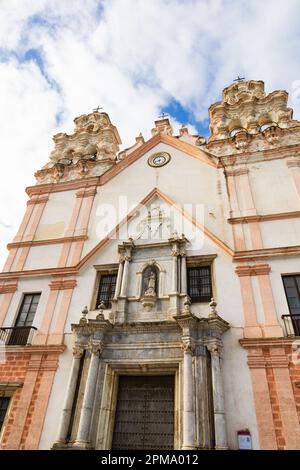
0 326 37 346
281 314 300 337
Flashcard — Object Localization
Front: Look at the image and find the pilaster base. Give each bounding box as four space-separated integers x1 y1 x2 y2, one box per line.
243 325 263 338
262 324 283 338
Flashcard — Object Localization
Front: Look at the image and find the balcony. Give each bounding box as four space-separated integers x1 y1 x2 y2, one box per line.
281 314 300 337
0 326 37 346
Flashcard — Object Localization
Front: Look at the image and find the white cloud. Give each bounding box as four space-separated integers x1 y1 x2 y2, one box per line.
1 0 300 267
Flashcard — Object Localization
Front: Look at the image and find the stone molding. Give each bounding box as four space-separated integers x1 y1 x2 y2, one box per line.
0 282 18 294
235 264 271 277
49 279 77 291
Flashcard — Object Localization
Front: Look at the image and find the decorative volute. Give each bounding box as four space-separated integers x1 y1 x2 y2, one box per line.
35 111 122 184
208 80 299 142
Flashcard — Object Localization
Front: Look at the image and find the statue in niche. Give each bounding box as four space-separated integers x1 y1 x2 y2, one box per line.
141 265 159 310
144 271 156 296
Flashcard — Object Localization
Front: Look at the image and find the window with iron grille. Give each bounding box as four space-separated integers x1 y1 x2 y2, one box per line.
187 266 212 302
96 274 117 309
0 397 10 433
15 293 41 327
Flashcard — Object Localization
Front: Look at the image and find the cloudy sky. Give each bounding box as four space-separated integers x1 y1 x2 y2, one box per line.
1 0 300 268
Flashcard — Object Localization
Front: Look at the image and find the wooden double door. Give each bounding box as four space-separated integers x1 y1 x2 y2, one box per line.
112 375 175 450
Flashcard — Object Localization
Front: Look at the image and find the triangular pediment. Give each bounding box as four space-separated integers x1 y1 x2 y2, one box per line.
99 133 220 186
78 187 233 270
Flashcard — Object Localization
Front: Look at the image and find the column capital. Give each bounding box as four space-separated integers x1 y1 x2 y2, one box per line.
206 341 223 357
87 340 104 356
181 338 195 355
73 345 85 359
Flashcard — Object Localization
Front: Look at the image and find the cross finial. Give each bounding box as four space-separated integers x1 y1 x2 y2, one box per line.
93 106 103 113
233 76 245 82
157 111 169 120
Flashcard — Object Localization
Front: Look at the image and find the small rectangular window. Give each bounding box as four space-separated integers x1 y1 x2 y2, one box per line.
282 275 300 335
15 293 41 327
0 397 10 433
187 266 212 302
96 274 117 309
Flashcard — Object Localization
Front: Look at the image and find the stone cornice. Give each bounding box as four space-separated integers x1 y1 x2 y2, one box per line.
234 245 300 262
240 337 295 348
2 344 66 354
7 235 87 250
26 177 100 197
228 210 300 225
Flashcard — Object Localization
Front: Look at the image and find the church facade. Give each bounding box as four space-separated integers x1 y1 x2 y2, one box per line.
0 79 300 450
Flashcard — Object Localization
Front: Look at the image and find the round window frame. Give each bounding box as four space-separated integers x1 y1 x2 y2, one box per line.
147 152 171 168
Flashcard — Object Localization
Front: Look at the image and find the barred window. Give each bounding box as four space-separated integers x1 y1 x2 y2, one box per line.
187 266 212 302
0 397 10 433
96 274 117 309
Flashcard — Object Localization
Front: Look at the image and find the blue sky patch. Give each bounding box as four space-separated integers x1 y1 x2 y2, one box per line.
161 99 210 137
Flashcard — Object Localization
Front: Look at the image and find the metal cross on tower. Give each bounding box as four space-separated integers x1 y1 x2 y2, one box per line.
93 106 103 113
157 111 169 119
233 76 245 82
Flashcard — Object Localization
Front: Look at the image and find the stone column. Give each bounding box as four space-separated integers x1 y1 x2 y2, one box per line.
180 254 187 295
171 249 179 293
207 343 228 450
74 342 103 448
114 256 124 299
182 339 196 450
120 255 130 297
55 347 83 445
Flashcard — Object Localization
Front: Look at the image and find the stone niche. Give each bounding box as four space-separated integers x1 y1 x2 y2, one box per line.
110 235 188 324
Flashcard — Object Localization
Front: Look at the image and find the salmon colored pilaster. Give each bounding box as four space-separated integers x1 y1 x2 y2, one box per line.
0 282 18 326
225 169 240 218
234 167 257 217
12 196 37 243
257 271 283 337
23 195 49 242
71 187 97 265
2 248 17 273
236 267 262 337
287 158 300 200
269 347 300 449
12 195 49 272
58 190 84 267
24 354 59 449
48 280 77 345
248 221 263 250
225 169 245 251
241 344 277 449
32 288 59 345
3 195 45 272
6 354 42 449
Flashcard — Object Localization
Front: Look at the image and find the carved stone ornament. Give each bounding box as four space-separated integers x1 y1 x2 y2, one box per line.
35 111 122 184
181 339 195 355
73 345 84 359
79 306 88 325
209 298 218 318
87 340 104 356
206 342 222 357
